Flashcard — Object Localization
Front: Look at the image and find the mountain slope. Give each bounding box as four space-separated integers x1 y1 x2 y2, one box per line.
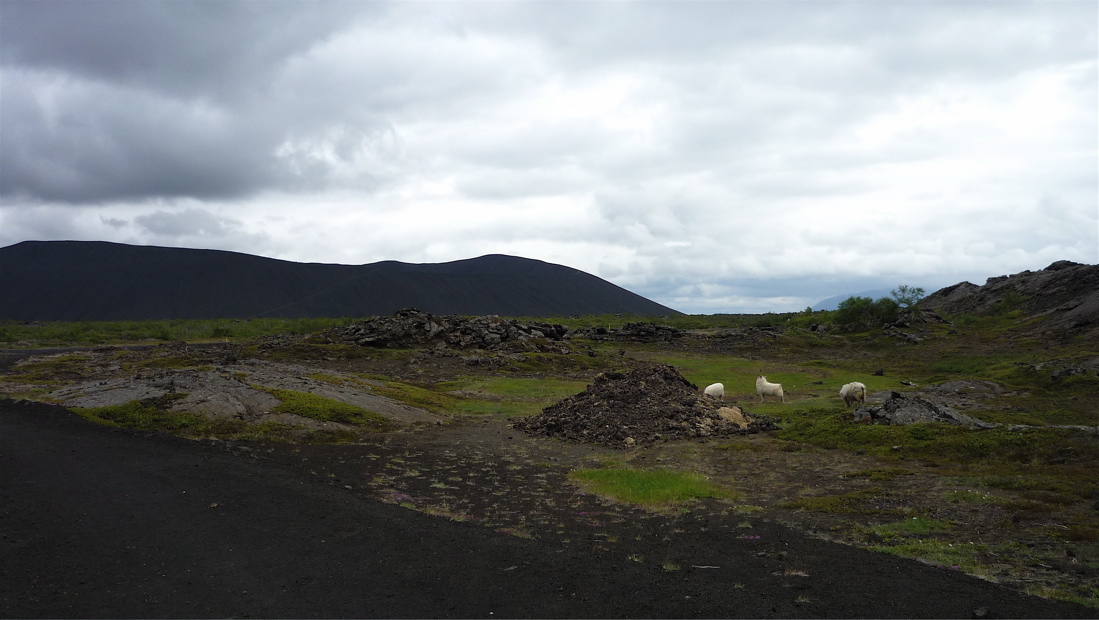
920 260 1099 335
0 241 681 321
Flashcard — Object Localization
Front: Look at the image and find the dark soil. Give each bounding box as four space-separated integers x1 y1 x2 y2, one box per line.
2 398 1094 619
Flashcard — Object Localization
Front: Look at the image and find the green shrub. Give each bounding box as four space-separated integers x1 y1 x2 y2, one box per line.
834 296 900 331
890 285 926 309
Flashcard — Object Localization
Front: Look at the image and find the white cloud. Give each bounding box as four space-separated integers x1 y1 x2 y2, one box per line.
1 0 1095 314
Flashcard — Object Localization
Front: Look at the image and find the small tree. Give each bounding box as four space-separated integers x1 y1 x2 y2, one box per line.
890 284 925 309
834 295 901 331
834 296 874 330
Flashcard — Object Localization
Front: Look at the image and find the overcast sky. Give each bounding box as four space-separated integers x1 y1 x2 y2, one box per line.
1 0 1095 314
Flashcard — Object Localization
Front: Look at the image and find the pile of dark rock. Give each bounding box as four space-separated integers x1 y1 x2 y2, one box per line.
706 325 784 344
514 363 778 448
854 391 998 429
571 321 685 342
330 308 569 351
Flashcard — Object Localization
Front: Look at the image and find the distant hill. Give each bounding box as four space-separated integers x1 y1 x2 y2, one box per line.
0 241 681 321
811 289 891 312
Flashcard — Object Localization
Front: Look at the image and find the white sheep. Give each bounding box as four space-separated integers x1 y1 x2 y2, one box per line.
756 375 784 403
703 382 725 400
839 382 867 408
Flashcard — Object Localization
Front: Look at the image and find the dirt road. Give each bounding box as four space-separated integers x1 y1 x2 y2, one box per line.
1 399 1092 618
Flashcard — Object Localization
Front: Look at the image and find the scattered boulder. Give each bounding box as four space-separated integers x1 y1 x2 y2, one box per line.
718 406 751 429
854 391 998 429
1017 360 1097 382
331 308 569 351
513 364 777 448
885 328 924 344
914 380 1020 411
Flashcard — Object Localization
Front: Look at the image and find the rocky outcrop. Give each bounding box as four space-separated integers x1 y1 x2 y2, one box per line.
514 363 777 448
854 391 998 429
921 261 1099 335
331 308 569 351
571 321 685 342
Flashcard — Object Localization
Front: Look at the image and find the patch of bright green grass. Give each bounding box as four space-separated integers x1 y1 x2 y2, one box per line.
73 399 213 433
254 386 388 427
869 517 954 539
569 467 734 508
370 380 463 415
454 377 587 400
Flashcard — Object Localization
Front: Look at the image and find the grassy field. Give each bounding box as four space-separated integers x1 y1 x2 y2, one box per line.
3 309 1097 606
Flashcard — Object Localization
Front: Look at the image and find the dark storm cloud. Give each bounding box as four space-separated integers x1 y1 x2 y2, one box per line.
0 74 273 202
0 0 359 98
0 0 381 204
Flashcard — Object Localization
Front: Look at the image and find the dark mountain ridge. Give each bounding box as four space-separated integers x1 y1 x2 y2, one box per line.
0 241 680 321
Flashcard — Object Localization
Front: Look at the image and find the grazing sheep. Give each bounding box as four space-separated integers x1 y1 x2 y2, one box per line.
756 375 784 403
703 382 725 400
839 382 867 408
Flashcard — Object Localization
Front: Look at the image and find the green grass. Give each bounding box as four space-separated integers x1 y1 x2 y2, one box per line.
0 317 358 346
73 399 212 433
254 386 389 427
1 354 93 384
776 405 1098 463
73 400 365 443
441 377 588 416
569 467 734 508
868 517 954 539
780 487 891 514
845 467 916 481
870 539 990 573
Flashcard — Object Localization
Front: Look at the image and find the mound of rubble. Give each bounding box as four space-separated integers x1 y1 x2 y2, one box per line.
514 364 778 448
854 391 998 429
330 308 569 351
